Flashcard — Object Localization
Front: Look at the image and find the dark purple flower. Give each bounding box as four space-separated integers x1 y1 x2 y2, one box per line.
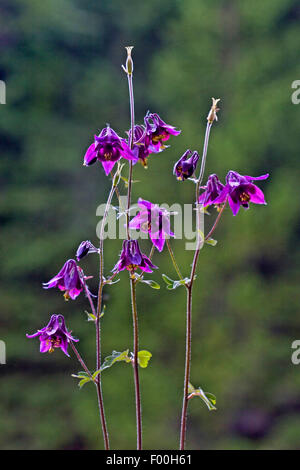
173 150 200 181
113 240 157 274
198 174 225 206
83 125 137 175
26 314 78 357
213 171 269 216
43 259 83 300
129 198 174 252
128 125 152 168
76 240 98 261
144 112 181 153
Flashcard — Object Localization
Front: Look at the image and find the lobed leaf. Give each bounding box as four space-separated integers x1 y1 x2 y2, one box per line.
100 350 131 372
138 350 152 368
140 279 160 289
189 386 217 411
162 274 188 290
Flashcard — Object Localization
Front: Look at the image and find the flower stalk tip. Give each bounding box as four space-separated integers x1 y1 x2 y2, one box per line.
122 46 134 75
207 97 220 124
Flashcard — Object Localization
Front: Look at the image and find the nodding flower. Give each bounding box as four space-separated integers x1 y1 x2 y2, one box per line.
198 174 225 207
83 125 137 175
113 240 157 274
127 125 152 168
43 259 84 300
144 112 181 153
173 150 200 181
26 314 78 357
129 198 174 252
76 240 98 261
212 171 269 216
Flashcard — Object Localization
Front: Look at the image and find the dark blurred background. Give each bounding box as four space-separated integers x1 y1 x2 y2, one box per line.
0 0 300 450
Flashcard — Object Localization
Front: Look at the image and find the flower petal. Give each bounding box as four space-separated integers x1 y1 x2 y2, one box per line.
211 187 229 205
120 140 138 161
228 195 241 216
150 232 165 252
248 184 267 204
83 143 98 166
68 287 82 300
245 173 269 181
40 339 51 353
101 160 117 176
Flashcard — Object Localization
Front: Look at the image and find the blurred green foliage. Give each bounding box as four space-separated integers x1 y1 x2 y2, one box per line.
0 0 300 449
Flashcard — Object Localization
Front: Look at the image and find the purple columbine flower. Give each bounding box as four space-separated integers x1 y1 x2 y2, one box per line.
113 240 157 274
173 150 200 181
83 125 137 175
198 174 225 206
26 314 78 357
76 240 98 261
144 112 181 153
43 259 84 300
212 170 269 216
128 125 152 168
129 198 174 252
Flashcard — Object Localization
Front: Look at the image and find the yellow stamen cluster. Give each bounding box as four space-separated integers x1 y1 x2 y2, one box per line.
239 192 250 203
48 337 61 354
63 291 70 301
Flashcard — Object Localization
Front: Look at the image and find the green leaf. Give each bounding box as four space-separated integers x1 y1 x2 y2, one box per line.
120 176 140 188
71 371 90 379
104 277 120 285
161 274 173 286
85 308 105 322
100 350 131 371
190 387 217 411
78 377 92 389
162 274 188 290
85 311 96 322
205 392 217 406
112 162 125 187
138 350 152 368
72 371 93 389
140 279 160 289
205 238 218 246
188 382 195 394
92 369 101 380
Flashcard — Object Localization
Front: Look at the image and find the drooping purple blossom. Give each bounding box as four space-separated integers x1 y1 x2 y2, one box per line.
26 314 78 357
129 198 174 252
76 240 98 261
213 171 269 216
128 125 152 168
173 150 200 181
113 240 157 274
43 259 84 300
198 174 225 206
144 112 181 153
83 125 137 175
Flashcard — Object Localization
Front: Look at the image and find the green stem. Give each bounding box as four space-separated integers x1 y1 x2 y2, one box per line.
166 239 184 282
70 342 93 381
205 199 228 241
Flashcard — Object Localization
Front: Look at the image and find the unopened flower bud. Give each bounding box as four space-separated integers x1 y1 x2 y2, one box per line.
76 240 98 261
